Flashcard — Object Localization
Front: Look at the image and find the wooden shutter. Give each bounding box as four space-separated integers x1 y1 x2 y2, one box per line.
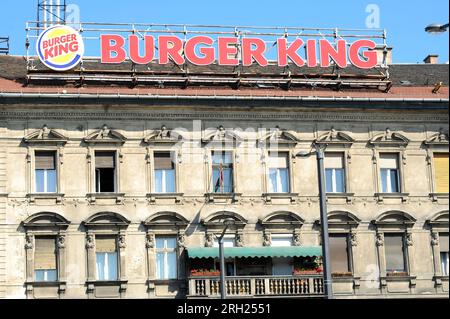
95 151 115 169
154 152 174 170
434 153 449 193
384 234 405 272
35 151 56 170
440 233 449 253
379 154 399 169
325 153 344 169
96 236 116 253
268 153 288 168
34 237 56 270
329 234 349 272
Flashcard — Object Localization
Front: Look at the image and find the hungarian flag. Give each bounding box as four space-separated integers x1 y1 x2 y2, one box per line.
214 163 224 192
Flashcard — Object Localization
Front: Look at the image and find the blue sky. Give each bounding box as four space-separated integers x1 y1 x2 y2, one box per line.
1 0 449 63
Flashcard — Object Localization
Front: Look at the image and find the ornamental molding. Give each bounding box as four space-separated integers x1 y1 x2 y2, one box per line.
83 124 127 145
143 125 184 144
0 111 447 123
424 129 449 146
315 127 355 146
23 124 68 145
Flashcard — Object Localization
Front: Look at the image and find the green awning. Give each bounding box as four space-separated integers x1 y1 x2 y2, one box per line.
187 246 322 259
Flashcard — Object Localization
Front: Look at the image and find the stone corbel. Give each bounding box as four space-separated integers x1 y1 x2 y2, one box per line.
118 233 126 249
406 232 414 246
59 147 64 165
205 233 214 248
146 232 155 249
86 233 95 250
118 149 124 164
376 232 384 246
25 233 33 250
293 230 301 246
350 231 358 247
236 231 244 247
57 234 66 249
263 231 271 247
177 232 186 249
431 232 439 246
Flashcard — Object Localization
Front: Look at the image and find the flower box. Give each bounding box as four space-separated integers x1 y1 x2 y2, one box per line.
332 272 353 278
190 269 220 277
386 272 409 277
293 268 323 276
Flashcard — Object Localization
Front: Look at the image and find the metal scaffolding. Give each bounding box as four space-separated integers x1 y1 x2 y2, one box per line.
25 22 391 91
0 37 9 55
37 0 66 30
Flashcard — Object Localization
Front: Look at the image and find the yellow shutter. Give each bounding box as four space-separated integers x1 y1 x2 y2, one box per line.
434 153 449 193
34 237 57 270
96 237 116 253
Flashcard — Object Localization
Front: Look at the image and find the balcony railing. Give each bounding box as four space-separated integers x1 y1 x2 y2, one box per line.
188 275 324 298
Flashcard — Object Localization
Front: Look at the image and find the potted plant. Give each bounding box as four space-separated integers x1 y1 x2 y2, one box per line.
293 256 323 275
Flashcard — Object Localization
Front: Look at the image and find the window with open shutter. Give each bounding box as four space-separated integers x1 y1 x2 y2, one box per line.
154 152 176 193
434 153 449 193
95 151 116 193
35 151 57 193
95 236 118 281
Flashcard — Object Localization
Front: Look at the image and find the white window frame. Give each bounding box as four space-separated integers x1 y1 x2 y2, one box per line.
155 237 178 280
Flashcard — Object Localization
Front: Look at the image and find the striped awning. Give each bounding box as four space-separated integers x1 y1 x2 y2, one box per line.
187 246 322 259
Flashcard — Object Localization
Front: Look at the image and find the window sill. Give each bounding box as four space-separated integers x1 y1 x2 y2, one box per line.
206 193 242 203
433 275 449 286
375 193 409 203
27 193 65 204
326 193 355 203
147 193 184 204
87 193 125 204
25 281 67 293
262 193 299 204
380 274 416 286
430 193 449 202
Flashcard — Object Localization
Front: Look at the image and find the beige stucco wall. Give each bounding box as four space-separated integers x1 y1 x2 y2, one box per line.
0 104 448 299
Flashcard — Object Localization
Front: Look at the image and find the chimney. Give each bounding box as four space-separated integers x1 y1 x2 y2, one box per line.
369 46 393 66
424 54 439 64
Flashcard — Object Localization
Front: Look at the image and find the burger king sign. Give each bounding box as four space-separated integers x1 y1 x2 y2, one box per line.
37 25 84 71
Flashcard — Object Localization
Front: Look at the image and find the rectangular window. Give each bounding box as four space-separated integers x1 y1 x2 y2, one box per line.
329 234 351 273
95 151 116 193
384 234 407 273
35 151 57 193
380 154 400 193
95 236 118 281
213 235 236 248
34 236 57 282
268 152 290 193
440 233 449 276
212 151 233 193
325 153 346 193
434 153 449 193
156 237 177 280
154 152 176 193
271 234 293 247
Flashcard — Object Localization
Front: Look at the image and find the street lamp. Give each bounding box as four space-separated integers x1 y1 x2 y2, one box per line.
297 143 333 299
425 23 449 34
215 219 235 299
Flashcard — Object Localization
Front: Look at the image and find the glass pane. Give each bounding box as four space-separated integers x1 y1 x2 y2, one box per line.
390 169 400 193
46 169 57 193
165 237 177 249
329 235 350 273
107 252 118 280
335 169 345 193
325 169 333 193
35 170 45 193
46 270 57 282
156 238 165 249
167 252 177 279
223 168 233 193
279 169 289 193
96 252 106 280
156 252 165 280
155 170 163 193
381 169 389 193
165 169 176 193
35 270 45 282
441 252 449 276
212 152 233 164
269 169 277 192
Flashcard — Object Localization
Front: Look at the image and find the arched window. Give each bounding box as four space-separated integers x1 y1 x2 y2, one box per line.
372 211 416 294
83 212 130 298
143 211 189 297
22 212 70 299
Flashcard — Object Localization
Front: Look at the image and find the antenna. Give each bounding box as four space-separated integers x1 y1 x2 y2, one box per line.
37 0 67 30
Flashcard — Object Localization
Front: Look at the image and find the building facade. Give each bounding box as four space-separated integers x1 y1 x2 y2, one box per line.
0 55 448 299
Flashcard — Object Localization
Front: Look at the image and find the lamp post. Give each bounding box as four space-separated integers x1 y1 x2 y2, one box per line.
425 23 449 34
216 220 234 299
297 143 333 299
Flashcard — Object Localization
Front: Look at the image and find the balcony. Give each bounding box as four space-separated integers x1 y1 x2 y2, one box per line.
188 275 324 298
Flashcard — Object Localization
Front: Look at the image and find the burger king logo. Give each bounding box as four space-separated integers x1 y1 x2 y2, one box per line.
37 25 84 71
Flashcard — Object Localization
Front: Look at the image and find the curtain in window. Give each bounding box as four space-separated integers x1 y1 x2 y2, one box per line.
384 234 406 273
329 234 350 273
434 153 449 193
380 154 400 193
35 151 57 193
155 168 175 193
212 152 233 193
268 153 289 193
325 153 345 193
95 237 118 281
155 237 177 280
440 233 449 276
